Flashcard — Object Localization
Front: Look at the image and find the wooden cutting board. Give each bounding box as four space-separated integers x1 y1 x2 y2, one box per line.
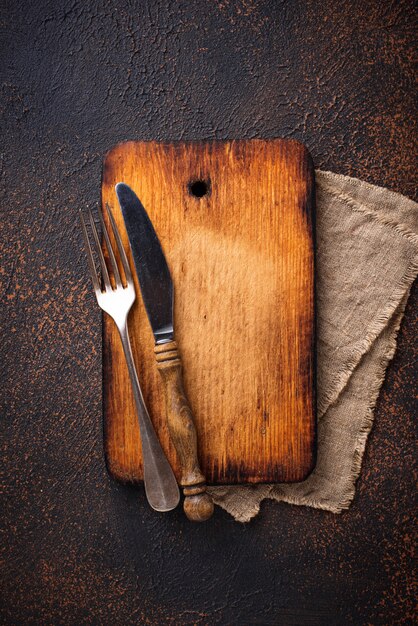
102 139 316 485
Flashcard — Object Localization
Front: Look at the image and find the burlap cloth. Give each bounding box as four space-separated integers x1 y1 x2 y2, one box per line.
207 170 418 522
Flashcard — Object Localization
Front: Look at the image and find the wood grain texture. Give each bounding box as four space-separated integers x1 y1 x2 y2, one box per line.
154 340 214 521
102 139 315 485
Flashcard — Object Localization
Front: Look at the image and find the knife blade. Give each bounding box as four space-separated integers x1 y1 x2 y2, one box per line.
116 183 214 522
115 183 174 345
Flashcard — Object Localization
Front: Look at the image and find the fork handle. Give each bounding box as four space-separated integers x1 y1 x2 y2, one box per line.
155 341 214 522
118 323 180 513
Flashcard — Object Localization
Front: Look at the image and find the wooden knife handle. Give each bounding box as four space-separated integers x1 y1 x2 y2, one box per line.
155 341 214 521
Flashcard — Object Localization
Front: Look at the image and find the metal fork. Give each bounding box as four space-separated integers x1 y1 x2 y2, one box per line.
80 205 180 512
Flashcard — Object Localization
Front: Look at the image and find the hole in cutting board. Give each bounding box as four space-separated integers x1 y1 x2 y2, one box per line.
188 179 210 198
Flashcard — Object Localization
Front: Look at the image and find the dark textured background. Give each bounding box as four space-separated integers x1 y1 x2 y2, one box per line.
1 1 416 624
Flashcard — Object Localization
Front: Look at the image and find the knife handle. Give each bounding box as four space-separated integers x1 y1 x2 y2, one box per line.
155 341 214 522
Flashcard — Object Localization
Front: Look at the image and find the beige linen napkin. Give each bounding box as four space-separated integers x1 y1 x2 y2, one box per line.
208 171 418 522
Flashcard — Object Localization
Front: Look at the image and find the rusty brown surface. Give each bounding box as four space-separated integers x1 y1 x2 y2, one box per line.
0 1 416 624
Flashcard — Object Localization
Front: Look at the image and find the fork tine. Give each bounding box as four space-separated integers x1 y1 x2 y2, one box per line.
99 211 122 287
105 203 133 284
88 210 112 291
80 211 101 294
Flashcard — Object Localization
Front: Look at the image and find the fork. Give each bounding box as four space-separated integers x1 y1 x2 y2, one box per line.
80 205 180 512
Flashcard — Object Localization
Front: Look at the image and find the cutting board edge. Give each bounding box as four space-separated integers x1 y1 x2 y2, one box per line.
101 138 317 486
101 450 318 486
102 136 315 182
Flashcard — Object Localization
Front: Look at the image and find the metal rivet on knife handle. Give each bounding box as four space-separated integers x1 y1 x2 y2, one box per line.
155 341 214 522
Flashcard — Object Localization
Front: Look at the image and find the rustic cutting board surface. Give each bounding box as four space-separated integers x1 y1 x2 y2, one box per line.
102 139 315 485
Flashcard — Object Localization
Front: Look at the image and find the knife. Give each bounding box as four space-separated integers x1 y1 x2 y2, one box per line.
116 183 214 522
